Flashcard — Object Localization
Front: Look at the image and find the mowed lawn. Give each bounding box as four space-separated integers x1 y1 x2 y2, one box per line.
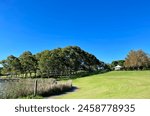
54 71 150 99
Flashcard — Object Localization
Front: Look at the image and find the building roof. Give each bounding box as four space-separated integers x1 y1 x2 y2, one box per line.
115 65 122 68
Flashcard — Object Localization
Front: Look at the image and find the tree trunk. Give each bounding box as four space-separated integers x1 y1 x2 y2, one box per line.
15 72 17 78
11 73 13 78
29 72 31 78
47 70 50 78
34 71 37 78
25 73 27 78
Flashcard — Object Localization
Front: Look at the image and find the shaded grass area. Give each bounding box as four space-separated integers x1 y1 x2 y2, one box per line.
53 71 150 99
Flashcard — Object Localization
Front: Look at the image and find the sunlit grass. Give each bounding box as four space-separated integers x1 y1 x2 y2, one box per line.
54 71 150 99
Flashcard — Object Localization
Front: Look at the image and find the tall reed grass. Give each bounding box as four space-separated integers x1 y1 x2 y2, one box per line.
0 79 72 99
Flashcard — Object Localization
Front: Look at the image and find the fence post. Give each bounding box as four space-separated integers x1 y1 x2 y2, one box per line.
34 80 38 96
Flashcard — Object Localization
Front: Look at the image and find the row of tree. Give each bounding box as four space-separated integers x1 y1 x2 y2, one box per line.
110 50 150 70
0 46 107 78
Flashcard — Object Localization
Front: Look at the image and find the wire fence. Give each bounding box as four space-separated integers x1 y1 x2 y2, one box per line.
0 78 72 99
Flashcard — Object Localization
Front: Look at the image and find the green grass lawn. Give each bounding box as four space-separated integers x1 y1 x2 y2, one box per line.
54 71 150 99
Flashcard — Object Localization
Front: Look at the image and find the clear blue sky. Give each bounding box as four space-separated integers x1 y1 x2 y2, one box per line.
0 0 150 63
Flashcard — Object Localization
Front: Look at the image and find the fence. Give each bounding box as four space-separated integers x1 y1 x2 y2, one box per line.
0 78 72 99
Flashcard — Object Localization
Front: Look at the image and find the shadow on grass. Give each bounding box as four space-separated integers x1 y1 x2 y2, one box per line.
44 86 78 99
57 70 110 81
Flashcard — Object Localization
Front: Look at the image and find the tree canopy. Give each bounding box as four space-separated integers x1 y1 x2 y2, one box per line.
111 60 125 69
124 50 150 70
1 47 149 77
0 46 107 78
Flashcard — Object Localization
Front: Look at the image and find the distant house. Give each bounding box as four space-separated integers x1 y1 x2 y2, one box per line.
114 65 122 71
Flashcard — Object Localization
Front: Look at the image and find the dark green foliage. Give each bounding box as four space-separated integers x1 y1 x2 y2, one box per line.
0 46 107 78
19 51 38 78
37 46 106 78
0 67 2 76
111 60 125 67
111 60 125 70
0 56 22 77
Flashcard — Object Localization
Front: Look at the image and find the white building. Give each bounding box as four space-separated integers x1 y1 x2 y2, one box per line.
114 65 122 71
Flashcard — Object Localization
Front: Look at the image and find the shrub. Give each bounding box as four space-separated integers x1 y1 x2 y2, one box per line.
0 79 72 99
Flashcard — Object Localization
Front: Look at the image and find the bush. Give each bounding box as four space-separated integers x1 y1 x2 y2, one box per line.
0 79 72 99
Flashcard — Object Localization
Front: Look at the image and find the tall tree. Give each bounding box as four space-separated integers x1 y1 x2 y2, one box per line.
0 60 10 76
0 55 22 77
19 51 38 78
7 55 22 77
125 50 149 70
38 50 52 78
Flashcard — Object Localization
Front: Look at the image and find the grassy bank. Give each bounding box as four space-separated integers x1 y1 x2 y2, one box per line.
53 71 150 99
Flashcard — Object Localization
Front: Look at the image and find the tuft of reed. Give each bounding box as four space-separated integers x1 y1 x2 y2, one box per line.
0 79 72 99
